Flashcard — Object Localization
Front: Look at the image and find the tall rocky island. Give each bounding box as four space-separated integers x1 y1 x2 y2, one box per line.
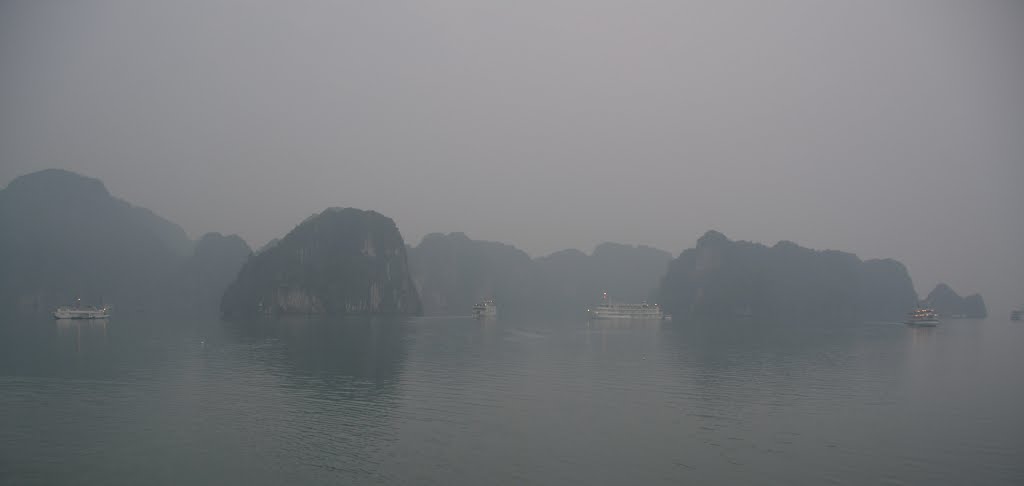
659 231 918 322
221 208 422 317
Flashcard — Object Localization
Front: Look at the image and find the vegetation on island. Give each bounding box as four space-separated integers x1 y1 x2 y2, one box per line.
220 208 422 317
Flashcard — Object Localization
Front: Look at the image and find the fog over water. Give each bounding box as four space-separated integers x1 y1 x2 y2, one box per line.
1 1 1022 311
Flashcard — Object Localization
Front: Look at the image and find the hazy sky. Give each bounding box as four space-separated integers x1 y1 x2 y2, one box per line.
2 1 1022 311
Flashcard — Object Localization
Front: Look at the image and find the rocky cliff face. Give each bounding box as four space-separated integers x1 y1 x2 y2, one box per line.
859 258 919 322
925 283 987 318
220 208 421 317
659 231 919 322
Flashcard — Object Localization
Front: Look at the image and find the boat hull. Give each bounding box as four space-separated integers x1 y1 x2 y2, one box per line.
53 309 110 319
905 319 939 327
589 312 664 320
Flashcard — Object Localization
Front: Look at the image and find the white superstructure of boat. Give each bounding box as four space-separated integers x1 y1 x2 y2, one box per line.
472 299 497 318
588 292 664 320
905 307 939 327
53 299 110 320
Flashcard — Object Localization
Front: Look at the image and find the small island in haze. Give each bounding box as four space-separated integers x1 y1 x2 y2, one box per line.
924 283 987 318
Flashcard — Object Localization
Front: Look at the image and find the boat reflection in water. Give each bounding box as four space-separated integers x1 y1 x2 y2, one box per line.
55 318 108 354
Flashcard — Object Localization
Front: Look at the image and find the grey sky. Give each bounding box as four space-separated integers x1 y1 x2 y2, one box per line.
2 1 1022 312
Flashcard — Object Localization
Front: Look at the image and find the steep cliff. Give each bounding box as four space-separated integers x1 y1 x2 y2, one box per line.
859 258 919 322
659 231 918 322
220 208 421 317
925 283 987 318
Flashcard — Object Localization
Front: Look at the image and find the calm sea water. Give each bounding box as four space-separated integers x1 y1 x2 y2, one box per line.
1 314 1022 485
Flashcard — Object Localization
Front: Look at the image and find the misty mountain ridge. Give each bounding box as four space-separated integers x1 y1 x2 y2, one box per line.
2 169 193 256
0 169 249 312
408 233 672 316
171 232 253 311
409 232 537 316
531 241 673 316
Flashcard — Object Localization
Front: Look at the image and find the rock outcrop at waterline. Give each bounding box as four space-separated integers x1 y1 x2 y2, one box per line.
658 231 919 322
220 208 422 317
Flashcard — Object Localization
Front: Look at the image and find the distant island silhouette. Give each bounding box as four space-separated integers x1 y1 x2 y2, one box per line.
924 283 987 318
0 169 985 321
659 231 919 322
0 169 249 313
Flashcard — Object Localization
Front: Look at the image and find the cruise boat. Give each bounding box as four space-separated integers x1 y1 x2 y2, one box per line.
905 307 939 327
472 299 497 318
53 299 110 320
588 292 664 320
1011 307 1022 321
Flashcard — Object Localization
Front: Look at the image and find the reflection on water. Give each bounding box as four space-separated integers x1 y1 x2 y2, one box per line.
1 314 1022 485
225 315 413 384
54 318 109 354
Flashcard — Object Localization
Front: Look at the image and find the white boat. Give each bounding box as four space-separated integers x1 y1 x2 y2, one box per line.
588 292 664 320
53 299 110 319
472 299 497 318
905 307 939 327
